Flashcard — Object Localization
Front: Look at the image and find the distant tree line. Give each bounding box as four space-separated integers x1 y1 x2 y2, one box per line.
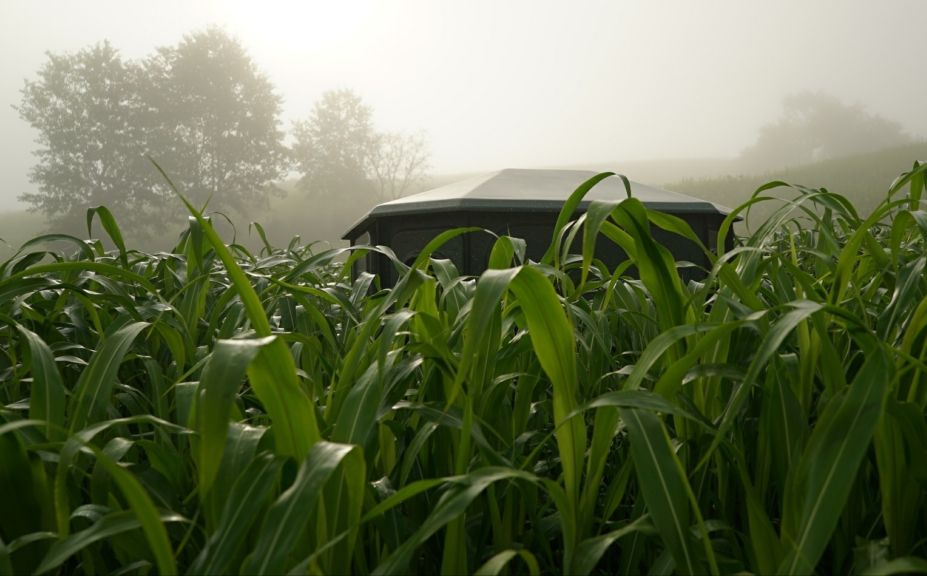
739 91 911 172
17 28 428 238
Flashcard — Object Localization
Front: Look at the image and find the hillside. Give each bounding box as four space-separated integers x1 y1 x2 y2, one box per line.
665 142 927 228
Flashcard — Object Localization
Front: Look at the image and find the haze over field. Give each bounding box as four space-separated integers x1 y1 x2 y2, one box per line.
1 0 926 216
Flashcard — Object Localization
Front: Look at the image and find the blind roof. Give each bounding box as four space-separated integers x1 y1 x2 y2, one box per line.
344 169 730 239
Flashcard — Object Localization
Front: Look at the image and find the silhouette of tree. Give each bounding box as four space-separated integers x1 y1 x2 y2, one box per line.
17 29 288 237
740 92 910 172
292 90 377 203
142 28 288 217
17 42 152 233
292 90 430 205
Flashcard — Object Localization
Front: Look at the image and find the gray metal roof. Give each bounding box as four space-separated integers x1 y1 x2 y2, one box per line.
343 168 730 239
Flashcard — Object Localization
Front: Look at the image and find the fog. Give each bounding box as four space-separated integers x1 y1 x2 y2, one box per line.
2 0 926 215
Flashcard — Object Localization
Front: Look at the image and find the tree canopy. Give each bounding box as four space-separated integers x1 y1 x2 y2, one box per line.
142 29 288 216
18 31 430 245
17 42 152 229
17 28 288 236
292 90 378 204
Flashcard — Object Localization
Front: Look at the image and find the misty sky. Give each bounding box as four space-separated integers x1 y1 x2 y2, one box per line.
2 0 926 211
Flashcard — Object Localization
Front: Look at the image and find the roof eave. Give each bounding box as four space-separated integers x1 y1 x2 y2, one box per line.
342 214 373 241
366 197 732 218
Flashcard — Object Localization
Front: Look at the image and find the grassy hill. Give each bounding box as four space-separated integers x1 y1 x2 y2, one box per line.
665 142 927 229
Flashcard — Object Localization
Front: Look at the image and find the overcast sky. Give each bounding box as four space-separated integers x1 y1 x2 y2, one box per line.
2 0 926 211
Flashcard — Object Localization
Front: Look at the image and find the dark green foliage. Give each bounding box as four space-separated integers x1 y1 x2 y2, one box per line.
1 166 926 574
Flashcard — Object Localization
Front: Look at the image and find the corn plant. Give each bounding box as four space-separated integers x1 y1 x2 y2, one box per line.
1 163 927 575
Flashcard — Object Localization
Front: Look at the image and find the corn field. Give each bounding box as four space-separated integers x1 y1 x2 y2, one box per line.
2 165 927 575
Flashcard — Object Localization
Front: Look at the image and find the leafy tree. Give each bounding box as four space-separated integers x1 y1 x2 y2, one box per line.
292 90 430 205
291 89 378 202
142 28 288 217
17 29 288 238
17 42 153 233
740 92 911 172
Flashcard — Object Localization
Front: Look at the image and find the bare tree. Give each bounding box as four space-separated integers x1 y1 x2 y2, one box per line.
369 131 430 201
